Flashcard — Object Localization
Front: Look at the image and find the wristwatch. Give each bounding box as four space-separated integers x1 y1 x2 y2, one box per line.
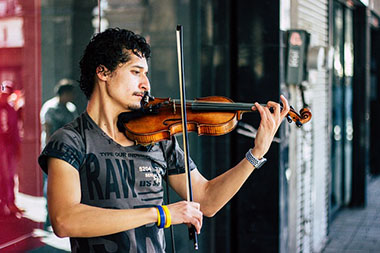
245 149 267 169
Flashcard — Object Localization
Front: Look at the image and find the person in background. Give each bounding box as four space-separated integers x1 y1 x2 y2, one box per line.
40 78 79 148
0 80 23 216
40 78 78 229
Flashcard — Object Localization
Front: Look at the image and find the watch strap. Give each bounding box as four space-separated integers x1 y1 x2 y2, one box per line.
245 149 267 169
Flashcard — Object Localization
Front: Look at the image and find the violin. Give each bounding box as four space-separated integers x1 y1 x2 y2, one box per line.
117 91 312 145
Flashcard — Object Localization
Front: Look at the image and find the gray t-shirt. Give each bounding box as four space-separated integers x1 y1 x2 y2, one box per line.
38 112 196 253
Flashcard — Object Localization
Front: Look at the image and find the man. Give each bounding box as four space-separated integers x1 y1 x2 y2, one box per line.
0 80 23 216
38 28 290 252
40 78 78 230
40 78 78 148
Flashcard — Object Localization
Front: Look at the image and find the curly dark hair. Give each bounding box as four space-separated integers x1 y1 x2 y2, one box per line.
79 28 151 99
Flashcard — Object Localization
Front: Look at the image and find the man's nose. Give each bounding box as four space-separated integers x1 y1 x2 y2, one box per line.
140 75 150 91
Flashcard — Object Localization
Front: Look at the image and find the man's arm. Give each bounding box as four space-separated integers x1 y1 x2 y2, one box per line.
169 159 256 217
47 157 157 237
47 157 203 237
168 96 290 218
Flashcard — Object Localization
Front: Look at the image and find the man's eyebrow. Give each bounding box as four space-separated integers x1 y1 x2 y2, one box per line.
130 65 148 73
131 65 146 69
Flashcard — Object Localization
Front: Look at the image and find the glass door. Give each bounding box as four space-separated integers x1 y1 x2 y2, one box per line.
331 1 354 214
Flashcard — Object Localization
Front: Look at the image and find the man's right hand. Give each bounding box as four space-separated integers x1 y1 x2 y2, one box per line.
167 201 203 234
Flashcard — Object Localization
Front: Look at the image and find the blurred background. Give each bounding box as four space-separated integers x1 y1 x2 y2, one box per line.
0 0 379 252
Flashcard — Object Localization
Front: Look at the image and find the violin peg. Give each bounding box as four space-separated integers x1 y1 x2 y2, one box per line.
286 115 293 123
296 120 303 128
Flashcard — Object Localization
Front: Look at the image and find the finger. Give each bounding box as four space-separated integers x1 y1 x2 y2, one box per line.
266 101 281 119
192 207 203 234
280 95 290 117
188 215 202 234
198 215 203 234
190 201 200 210
263 106 276 126
184 202 203 233
192 215 203 234
255 102 267 121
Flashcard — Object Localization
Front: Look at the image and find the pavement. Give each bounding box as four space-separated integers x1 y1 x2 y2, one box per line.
322 175 380 253
0 193 70 252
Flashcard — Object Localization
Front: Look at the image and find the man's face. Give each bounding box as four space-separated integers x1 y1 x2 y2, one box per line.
105 52 150 111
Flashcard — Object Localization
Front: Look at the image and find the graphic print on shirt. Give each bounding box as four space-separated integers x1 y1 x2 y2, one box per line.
80 150 166 252
83 151 164 202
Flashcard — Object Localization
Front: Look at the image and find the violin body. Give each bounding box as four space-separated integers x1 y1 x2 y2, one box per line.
117 95 312 145
119 96 242 145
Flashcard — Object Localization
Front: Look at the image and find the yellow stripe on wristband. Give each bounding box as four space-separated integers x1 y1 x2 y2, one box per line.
156 207 161 227
162 205 171 228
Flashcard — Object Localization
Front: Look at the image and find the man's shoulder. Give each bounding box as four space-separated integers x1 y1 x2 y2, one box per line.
39 115 87 174
65 112 87 130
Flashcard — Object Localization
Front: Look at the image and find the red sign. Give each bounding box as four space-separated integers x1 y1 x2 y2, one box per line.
290 32 302 46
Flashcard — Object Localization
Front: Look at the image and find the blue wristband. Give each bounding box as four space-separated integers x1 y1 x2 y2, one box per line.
156 205 166 229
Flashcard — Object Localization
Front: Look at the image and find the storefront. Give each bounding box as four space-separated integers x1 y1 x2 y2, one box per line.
1 0 378 252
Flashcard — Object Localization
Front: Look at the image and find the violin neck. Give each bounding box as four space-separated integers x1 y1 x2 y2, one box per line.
188 100 259 112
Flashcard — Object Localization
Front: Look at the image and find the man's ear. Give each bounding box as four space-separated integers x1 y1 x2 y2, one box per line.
96 65 110 81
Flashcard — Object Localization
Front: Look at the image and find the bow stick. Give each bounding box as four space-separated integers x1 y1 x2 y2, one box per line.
176 25 199 250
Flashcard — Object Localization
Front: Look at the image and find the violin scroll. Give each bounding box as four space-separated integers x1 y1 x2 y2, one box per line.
287 106 312 128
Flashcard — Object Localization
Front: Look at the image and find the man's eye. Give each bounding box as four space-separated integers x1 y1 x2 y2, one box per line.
132 70 140 74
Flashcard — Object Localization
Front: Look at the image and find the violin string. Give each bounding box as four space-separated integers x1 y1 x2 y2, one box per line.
186 101 289 111
182 101 254 107
175 101 256 111
171 100 295 115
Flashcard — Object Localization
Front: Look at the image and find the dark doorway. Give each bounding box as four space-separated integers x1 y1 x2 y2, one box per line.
370 23 380 175
330 1 354 215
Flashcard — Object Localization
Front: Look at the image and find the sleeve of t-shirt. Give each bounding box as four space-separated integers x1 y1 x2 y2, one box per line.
38 126 85 174
161 136 197 175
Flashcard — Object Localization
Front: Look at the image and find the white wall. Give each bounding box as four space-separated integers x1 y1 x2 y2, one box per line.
285 0 330 252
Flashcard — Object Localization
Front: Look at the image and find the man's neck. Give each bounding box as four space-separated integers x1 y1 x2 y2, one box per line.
87 91 135 147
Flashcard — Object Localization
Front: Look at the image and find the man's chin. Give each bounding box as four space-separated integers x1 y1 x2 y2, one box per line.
127 104 142 111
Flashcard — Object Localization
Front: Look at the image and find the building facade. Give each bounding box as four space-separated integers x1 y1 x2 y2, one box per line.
37 0 380 252
1 0 379 251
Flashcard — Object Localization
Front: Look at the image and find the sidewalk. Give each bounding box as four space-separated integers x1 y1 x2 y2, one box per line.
322 175 380 253
0 193 70 252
